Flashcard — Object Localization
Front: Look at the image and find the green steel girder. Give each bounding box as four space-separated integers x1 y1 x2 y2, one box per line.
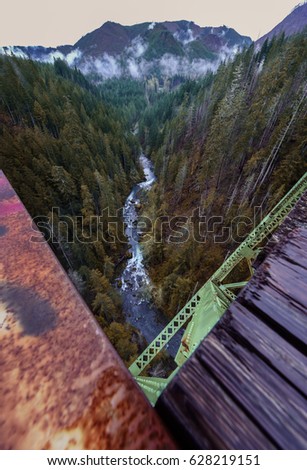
135 370 178 406
129 172 307 394
175 280 231 366
129 287 205 376
220 281 249 291
211 173 307 284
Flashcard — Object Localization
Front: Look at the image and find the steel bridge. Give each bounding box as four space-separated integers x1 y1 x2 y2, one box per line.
129 172 307 405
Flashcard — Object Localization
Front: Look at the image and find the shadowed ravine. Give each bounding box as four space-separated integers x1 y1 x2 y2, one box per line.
119 155 181 358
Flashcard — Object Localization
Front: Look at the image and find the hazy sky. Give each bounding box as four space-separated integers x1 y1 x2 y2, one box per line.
0 0 303 46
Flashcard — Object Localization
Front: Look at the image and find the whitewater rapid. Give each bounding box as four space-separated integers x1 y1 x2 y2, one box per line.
119 154 181 356
120 155 155 293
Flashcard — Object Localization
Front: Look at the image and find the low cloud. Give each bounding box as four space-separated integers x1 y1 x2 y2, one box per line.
0 46 28 58
78 47 240 80
39 48 82 65
218 45 240 62
159 54 217 77
66 49 82 66
41 50 65 63
126 36 148 59
82 53 122 78
0 40 242 81
174 28 195 45
80 53 220 80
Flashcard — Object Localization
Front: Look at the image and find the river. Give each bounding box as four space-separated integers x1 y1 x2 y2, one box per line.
119 154 181 358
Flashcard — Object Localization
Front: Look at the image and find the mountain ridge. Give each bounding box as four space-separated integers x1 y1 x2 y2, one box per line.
0 20 251 79
257 3 307 44
1 4 306 80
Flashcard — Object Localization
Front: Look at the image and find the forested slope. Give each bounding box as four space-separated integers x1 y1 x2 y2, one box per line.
0 32 306 362
0 57 142 363
138 33 307 318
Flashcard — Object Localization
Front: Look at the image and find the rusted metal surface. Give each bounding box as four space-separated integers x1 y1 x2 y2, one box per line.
157 192 307 450
0 170 175 450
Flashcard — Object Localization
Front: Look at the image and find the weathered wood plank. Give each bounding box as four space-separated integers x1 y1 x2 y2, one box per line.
225 303 307 395
159 357 275 449
243 267 307 347
242 229 307 348
197 330 307 449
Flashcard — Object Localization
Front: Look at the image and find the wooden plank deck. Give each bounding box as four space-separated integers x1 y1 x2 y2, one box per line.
157 192 307 449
